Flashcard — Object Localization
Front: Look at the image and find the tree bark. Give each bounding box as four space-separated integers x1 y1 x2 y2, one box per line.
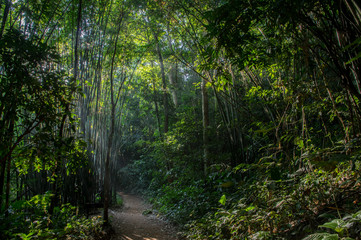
153 31 169 133
168 63 178 108
201 78 210 175
152 72 162 135
0 155 6 211
4 154 11 217
104 12 123 224
49 0 82 216
0 117 14 212
73 0 82 81
0 0 10 40
166 24 178 108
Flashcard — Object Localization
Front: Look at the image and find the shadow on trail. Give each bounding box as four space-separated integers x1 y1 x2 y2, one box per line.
110 192 179 240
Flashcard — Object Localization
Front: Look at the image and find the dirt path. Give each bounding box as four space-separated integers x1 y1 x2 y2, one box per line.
109 192 180 240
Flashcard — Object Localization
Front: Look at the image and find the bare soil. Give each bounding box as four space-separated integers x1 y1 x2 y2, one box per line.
109 192 181 240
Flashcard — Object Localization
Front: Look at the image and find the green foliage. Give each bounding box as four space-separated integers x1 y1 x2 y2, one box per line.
303 233 341 240
184 161 361 239
119 111 204 191
115 194 124 206
149 180 220 224
0 21 90 224
218 195 226 206
113 1 361 239
0 27 73 159
303 211 361 240
0 193 105 240
3 0 360 239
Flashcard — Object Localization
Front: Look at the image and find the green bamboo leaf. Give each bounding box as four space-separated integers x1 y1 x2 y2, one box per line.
218 194 226 206
346 51 361 64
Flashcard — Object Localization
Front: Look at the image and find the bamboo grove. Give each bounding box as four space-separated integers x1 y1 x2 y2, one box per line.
1 0 361 239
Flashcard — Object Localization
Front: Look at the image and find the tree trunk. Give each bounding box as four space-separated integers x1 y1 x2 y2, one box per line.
104 13 122 224
49 0 82 216
103 107 114 224
0 117 14 212
4 154 11 217
201 78 210 175
154 31 169 133
152 74 162 135
168 63 178 108
73 0 82 81
0 156 6 211
166 25 178 108
0 0 10 39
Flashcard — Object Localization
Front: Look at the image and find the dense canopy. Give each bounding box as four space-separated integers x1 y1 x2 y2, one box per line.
1 0 361 239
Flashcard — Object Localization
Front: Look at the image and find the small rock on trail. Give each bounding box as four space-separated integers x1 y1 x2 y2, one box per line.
110 192 180 240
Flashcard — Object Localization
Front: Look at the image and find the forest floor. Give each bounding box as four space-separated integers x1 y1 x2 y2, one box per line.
109 192 181 240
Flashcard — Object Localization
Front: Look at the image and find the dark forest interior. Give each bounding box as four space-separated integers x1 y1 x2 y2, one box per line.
1 0 361 239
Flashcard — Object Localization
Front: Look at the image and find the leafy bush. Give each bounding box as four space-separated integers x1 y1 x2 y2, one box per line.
303 211 361 240
147 178 220 224
185 161 361 239
0 193 106 240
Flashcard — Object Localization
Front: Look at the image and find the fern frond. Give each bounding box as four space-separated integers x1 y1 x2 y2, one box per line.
302 233 338 240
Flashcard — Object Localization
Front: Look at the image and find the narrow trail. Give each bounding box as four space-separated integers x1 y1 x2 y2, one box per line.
109 192 180 240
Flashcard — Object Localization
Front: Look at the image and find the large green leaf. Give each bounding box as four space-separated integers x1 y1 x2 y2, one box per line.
319 219 346 233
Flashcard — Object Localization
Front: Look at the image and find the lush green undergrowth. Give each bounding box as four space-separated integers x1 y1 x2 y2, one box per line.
0 193 106 240
123 159 361 239
119 103 361 239
186 162 361 239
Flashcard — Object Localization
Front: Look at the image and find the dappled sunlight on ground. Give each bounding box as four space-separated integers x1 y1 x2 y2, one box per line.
119 234 159 240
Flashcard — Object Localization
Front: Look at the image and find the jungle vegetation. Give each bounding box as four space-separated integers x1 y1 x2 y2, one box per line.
1 0 361 239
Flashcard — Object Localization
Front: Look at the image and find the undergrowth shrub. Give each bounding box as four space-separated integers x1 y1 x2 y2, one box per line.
303 211 361 240
149 179 220 224
185 161 361 239
0 192 106 240
119 107 361 239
